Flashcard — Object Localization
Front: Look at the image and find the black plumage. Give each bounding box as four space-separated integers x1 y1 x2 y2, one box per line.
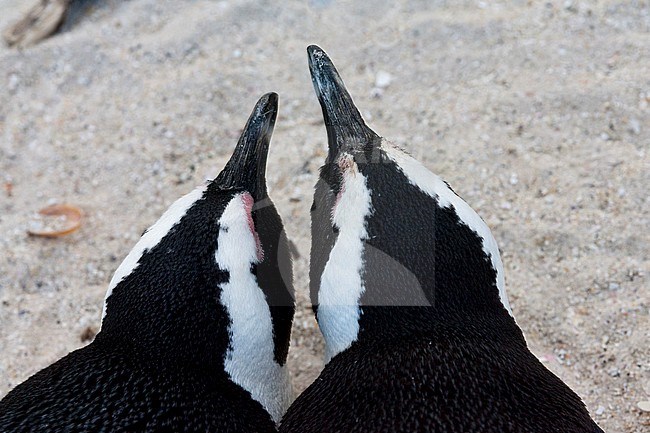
280 46 603 433
0 93 294 433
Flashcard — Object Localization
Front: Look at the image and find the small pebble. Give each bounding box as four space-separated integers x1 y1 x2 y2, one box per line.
79 326 97 343
628 118 641 135
639 92 649 110
289 187 302 203
8 73 20 92
637 401 650 412
375 70 392 88
595 406 605 416
607 368 620 377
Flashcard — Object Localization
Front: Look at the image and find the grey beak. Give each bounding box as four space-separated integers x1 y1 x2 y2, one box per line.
216 92 278 199
307 45 378 155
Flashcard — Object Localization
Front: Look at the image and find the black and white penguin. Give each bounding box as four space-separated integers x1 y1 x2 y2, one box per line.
280 46 603 433
0 93 295 433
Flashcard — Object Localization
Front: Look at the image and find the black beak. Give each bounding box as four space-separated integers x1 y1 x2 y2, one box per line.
307 45 378 155
216 92 278 199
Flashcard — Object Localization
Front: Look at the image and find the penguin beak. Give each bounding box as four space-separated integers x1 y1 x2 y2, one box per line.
216 92 278 199
307 45 378 156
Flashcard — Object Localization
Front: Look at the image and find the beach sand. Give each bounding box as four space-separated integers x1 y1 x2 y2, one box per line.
0 1 648 431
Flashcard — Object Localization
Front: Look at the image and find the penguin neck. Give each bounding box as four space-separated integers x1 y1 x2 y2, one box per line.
98 190 292 420
97 187 241 376
379 142 512 315
356 146 518 326
215 194 292 423
314 143 522 362
97 195 232 372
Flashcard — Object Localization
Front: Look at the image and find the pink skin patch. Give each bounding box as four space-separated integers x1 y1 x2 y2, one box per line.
241 193 265 262
331 154 352 218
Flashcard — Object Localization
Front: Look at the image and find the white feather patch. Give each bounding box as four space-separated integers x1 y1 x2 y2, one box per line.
381 141 513 316
318 155 373 363
217 193 292 423
101 183 208 322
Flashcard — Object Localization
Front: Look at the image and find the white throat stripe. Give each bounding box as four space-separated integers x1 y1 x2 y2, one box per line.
217 193 292 423
318 155 373 362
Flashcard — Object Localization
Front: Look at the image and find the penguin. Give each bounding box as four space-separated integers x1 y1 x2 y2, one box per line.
0 93 295 433
279 46 604 433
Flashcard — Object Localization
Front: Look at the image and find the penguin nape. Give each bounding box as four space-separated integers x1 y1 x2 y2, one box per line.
0 93 295 433
279 46 604 433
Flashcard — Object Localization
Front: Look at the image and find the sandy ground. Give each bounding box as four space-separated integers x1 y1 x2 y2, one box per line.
0 0 648 431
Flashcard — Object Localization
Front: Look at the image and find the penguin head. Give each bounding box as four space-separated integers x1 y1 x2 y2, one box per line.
307 46 516 361
99 93 294 421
